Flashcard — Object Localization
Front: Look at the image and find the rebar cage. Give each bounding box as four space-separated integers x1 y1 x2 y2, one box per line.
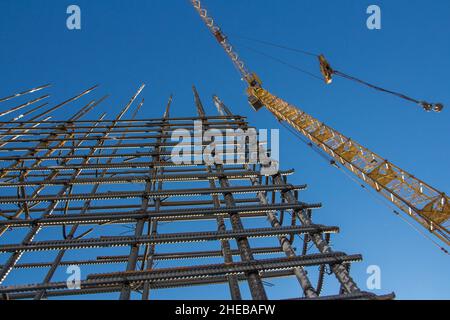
0 84 392 300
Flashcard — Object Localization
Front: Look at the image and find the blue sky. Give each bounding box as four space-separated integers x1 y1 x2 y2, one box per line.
0 0 449 299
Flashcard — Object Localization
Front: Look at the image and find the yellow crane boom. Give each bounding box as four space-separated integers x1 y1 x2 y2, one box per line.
190 0 449 250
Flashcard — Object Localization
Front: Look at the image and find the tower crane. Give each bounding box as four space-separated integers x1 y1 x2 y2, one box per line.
190 0 449 251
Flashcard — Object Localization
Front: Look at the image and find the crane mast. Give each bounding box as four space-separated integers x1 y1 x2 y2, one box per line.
190 0 450 249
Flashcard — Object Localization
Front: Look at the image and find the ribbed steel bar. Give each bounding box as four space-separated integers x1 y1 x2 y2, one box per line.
194 86 266 299
0 95 105 224
0 247 284 270
0 85 98 149
0 253 362 295
0 115 244 125
0 197 263 217
0 225 338 254
204 133 242 298
0 86 140 284
0 85 374 300
0 184 307 204
0 95 50 118
0 170 293 187
272 173 361 294
215 95 318 298
0 84 51 104
140 97 172 300
0 166 270 180
120 93 164 300
0 113 106 283
2 270 296 300
34 98 145 300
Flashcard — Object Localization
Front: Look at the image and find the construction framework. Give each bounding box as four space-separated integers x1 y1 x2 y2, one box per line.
0 84 392 300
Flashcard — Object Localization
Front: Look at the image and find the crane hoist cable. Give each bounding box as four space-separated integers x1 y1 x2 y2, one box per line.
233 34 444 113
231 34 319 58
238 44 323 82
318 55 444 113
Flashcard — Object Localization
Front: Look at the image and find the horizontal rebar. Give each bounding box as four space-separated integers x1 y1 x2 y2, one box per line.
0 203 321 227
0 252 360 295
0 170 293 187
0 225 338 253
0 184 307 204
1 247 286 270
2 270 294 299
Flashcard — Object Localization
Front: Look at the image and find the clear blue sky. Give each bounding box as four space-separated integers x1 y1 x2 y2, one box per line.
0 0 449 300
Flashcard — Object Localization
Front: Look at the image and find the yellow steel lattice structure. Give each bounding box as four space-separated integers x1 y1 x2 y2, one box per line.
249 87 449 246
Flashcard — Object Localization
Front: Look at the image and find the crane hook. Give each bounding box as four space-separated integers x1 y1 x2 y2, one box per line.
420 102 444 113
